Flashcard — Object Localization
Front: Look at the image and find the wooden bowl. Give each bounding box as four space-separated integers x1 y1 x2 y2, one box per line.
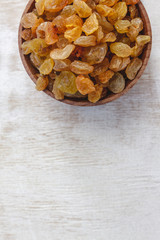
18 0 152 106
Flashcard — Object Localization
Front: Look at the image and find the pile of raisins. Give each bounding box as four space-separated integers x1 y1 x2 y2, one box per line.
21 0 151 103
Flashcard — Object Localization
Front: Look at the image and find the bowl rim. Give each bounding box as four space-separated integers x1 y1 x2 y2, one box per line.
18 0 152 106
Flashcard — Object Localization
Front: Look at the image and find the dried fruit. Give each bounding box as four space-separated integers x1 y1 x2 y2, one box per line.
109 55 130 71
52 16 66 33
131 18 143 32
21 29 32 41
52 83 64 99
50 44 75 59
120 36 131 45
98 70 114 84
108 72 125 93
94 26 104 43
36 76 49 91
39 58 54 75
74 35 96 47
65 14 83 28
53 59 71 71
125 57 142 80
109 55 123 71
107 9 118 24
110 42 132 57
46 22 58 45
129 5 139 19
54 71 77 94
82 43 108 65
136 35 151 46
21 13 37 28
82 13 99 35
95 12 114 33
70 61 94 74
35 0 45 15
64 27 82 42
127 25 139 42
86 0 96 10
22 38 49 56
119 57 131 71
113 2 127 20
90 58 109 77
124 0 140 5
45 11 58 20
31 18 44 37
44 0 68 12
73 0 92 18
96 5 113 17
56 35 69 48
30 52 44 68
88 84 103 103
101 32 116 43
100 0 118 7
76 75 95 95
131 44 143 57
114 20 131 34
36 22 58 45
60 5 76 17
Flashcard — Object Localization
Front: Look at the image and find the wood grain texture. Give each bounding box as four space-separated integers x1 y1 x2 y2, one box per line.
18 0 152 106
0 0 160 240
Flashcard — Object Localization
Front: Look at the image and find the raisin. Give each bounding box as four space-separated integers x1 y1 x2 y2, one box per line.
52 16 66 34
60 5 76 17
21 13 37 28
64 27 82 42
90 58 109 77
95 12 114 33
74 35 96 47
94 26 104 43
70 61 94 74
52 83 64 100
110 42 132 57
54 71 77 94
123 0 140 5
73 0 92 18
21 29 32 41
136 35 151 46
30 52 44 68
65 14 83 28
114 20 131 34
125 57 142 80
35 0 45 16
50 44 75 59
129 5 139 19
76 75 95 95
98 70 114 84
88 84 103 103
108 72 125 93
36 76 49 91
99 0 118 7
53 59 71 71
96 5 113 17
56 35 69 48
39 58 54 75
113 2 127 20
44 0 68 13
101 32 116 43
82 43 108 65
82 13 99 35
131 44 143 57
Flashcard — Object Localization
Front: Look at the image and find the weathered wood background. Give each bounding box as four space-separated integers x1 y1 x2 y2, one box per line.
0 1 160 239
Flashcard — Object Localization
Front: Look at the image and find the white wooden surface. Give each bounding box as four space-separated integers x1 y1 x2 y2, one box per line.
0 1 160 239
